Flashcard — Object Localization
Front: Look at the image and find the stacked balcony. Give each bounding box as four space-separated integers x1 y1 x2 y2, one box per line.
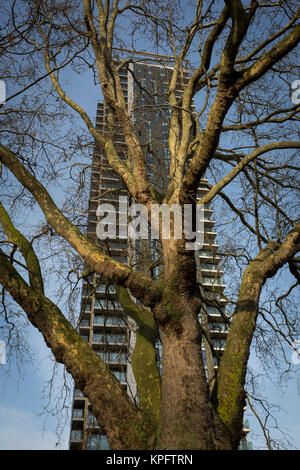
196 181 229 372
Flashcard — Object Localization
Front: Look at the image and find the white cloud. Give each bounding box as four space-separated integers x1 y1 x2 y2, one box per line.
0 405 59 450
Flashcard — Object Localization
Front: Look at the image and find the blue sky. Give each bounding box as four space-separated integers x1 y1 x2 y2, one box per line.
0 325 69 449
0 67 100 450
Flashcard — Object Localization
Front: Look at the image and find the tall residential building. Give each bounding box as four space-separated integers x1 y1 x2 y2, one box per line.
68 50 250 450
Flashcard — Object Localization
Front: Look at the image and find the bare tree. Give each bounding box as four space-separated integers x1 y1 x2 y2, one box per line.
0 0 299 450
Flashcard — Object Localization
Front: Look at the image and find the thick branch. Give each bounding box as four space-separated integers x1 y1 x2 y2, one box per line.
237 22 300 89
199 181 268 243
222 105 300 132
220 0 257 82
0 248 151 449
198 141 300 205
0 143 161 307
116 286 161 428
169 4 230 187
40 36 139 200
83 0 156 205
181 13 300 198
216 223 300 447
0 202 44 292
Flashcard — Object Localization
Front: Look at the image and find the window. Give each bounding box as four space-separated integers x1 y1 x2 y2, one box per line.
201 264 218 271
95 284 116 293
94 299 122 309
212 338 226 349
93 315 125 327
87 411 99 428
86 435 101 450
70 430 82 441
92 333 126 344
208 322 229 332
72 408 84 418
205 306 222 315
113 370 127 382
86 434 110 450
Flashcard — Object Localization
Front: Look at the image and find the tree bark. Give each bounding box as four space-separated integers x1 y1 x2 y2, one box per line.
156 300 231 449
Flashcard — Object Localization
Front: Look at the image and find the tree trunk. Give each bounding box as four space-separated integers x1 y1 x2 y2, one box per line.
156 297 232 450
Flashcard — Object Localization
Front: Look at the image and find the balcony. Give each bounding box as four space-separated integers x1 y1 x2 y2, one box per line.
97 351 127 364
93 315 127 329
203 291 227 303
70 430 83 442
72 408 84 422
86 412 99 429
93 298 122 309
113 369 127 383
78 324 90 336
242 419 251 434
92 332 128 346
85 434 110 450
200 264 224 275
201 277 226 290
203 230 217 240
198 250 221 261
